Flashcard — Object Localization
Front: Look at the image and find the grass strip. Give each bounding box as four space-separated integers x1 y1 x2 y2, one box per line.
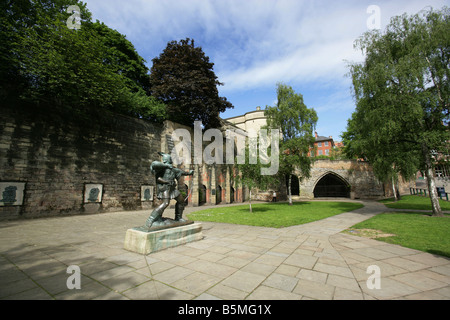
187 201 364 228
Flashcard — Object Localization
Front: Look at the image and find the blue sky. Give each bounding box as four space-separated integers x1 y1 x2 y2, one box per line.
84 0 448 141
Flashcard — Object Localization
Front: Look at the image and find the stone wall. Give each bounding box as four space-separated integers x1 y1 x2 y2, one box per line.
296 159 413 200
0 106 247 220
2 104 412 221
0 105 162 220
160 121 245 207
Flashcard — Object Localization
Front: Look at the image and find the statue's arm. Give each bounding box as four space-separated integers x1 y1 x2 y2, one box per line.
173 168 194 178
183 169 195 176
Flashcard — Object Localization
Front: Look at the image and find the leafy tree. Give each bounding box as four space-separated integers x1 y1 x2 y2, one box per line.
0 0 166 122
328 145 349 160
343 7 449 216
90 21 151 94
265 83 318 205
235 144 276 212
342 116 420 202
149 38 233 128
0 0 92 103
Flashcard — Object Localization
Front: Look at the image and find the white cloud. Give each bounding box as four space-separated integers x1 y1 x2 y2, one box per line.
219 38 363 92
216 1 367 91
213 0 448 92
85 0 449 92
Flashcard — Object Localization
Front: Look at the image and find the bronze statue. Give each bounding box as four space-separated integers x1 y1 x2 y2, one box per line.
143 152 194 230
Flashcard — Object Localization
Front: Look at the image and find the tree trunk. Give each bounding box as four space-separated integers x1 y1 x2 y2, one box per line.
391 176 398 202
422 143 443 217
249 189 252 213
288 175 292 206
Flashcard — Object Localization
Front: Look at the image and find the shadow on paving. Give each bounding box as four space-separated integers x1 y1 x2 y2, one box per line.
0 241 180 300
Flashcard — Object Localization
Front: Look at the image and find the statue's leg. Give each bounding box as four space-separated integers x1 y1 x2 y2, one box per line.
174 194 186 222
145 197 169 228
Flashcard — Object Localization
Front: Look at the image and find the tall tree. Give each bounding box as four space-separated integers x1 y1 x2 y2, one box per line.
90 21 151 94
343 7 449 216
235 144 276 212
149 38 233 128
0 0 166 122
265 83 318 205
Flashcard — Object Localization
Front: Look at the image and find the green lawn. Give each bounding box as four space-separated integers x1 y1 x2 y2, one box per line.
344 212 450 258
380 194 450 211
187 201 364 228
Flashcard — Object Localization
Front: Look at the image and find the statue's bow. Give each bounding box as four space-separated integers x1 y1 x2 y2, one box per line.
184 187 192 202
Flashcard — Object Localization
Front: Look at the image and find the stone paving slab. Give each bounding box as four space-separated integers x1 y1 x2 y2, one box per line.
0 200 449 300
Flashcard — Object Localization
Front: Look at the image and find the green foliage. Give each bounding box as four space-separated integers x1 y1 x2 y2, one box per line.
264 83 318 201
90 22 151 94
313 155 332 160
327 146 353 160
1 0 166 122
343 7 449 213
149 38 233 128
236 155 276 192
235 143 277 211
265 83 318 177
122 88 167 122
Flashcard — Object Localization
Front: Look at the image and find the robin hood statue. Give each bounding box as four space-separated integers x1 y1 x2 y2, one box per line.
144 152 194 230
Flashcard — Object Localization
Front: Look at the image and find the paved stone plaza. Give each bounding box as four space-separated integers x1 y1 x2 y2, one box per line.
0 200 449 300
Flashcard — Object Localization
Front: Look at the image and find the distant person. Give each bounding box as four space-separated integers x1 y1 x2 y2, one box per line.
272 191 277 202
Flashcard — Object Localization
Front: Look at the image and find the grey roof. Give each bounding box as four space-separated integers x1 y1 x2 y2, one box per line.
315 135 332 142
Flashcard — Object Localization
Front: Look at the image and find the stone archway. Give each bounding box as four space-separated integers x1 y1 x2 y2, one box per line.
313 172 350 198
199 184 207 205
216 185 222 204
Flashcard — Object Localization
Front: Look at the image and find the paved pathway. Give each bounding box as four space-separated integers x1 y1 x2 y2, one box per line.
0 200 449 300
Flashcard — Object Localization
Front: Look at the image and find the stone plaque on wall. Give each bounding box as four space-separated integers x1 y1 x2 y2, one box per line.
0 182 26 206
141 185 154 202
84 184 103 203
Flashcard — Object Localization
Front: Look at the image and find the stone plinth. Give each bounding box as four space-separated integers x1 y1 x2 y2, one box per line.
124 222 203 255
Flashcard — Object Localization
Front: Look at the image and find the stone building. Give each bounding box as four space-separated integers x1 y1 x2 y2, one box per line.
309 132 335 157
160 120 247 208
222 106 266 134
0 105 248 219
0 104 411 220
223 107 413 201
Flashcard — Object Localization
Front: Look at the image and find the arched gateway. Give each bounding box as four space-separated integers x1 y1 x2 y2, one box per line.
313 172 350 198
296 160 386 200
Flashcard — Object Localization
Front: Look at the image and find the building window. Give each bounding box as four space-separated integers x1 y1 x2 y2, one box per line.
318 150 323 155
318 142 322 147
325 149 329 155
325 141 329 147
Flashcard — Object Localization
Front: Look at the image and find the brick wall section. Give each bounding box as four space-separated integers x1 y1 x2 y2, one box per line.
0 105 162 220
